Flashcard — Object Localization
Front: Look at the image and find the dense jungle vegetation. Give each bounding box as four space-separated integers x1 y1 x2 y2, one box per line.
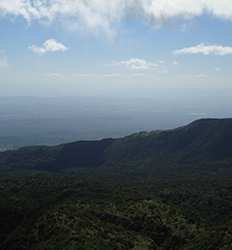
1 118 232 249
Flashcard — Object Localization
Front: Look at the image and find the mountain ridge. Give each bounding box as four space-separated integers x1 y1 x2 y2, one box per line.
0 118 232 172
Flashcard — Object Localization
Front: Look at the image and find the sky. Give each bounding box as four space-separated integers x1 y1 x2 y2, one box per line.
0 0 232 98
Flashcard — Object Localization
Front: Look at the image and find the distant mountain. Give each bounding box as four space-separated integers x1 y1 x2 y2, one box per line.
0 118 232 173
107 118 232 163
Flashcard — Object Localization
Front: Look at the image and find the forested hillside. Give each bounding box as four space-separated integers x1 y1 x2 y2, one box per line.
0 118 232 173
1 118 232 249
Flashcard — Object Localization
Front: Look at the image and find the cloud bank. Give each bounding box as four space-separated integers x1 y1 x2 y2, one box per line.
115 58 159 70
175 44 232 56
29 39 68 54
1 1 232 33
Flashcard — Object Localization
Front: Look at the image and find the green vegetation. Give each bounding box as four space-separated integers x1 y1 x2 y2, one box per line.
1 118 232 173
1 118 232 249
1 173 232 249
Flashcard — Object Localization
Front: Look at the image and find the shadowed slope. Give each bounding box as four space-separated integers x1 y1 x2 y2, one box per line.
0 118 232 172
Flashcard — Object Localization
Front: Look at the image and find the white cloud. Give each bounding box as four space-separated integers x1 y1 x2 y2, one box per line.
1 1 232 34
72 73 122 78
195 73 208 79
173 60 179 65
0 51 8 67
175 43 232 56
42 72 64 80
29 39 68 54
114 58 159 70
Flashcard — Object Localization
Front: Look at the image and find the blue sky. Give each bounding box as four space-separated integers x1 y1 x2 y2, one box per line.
0 1 232 97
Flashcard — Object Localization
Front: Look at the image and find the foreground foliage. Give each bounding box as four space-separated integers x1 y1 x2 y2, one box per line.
1 172 232 250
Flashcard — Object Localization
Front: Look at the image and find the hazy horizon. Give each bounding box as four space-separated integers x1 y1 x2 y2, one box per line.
0 91 232 150
1 1 232 148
